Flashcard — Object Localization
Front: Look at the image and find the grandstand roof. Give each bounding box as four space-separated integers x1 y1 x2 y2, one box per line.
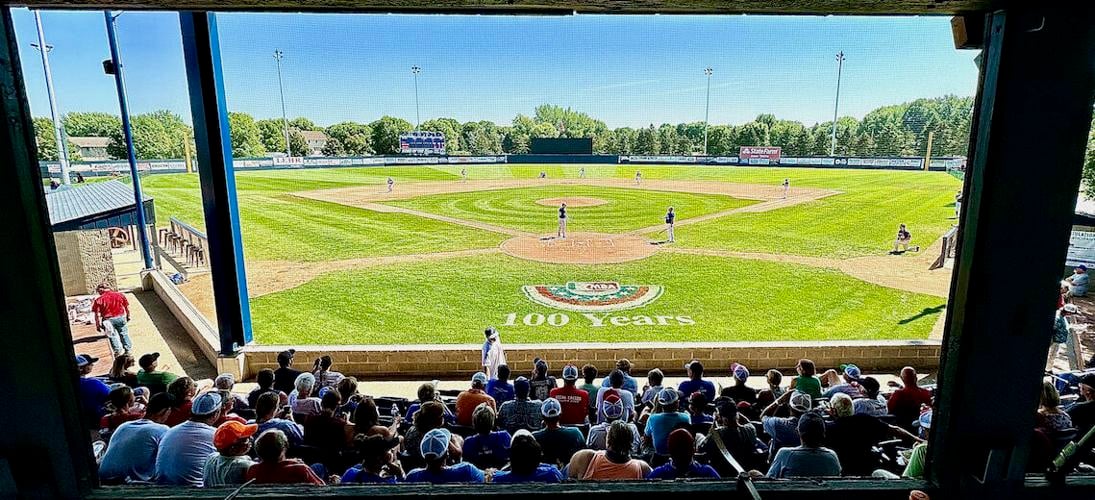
45 180 155 231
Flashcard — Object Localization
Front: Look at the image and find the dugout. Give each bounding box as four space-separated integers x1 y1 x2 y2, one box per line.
3 3 1095 500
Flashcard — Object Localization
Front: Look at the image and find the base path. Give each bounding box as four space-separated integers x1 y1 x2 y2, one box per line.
501 232 657 264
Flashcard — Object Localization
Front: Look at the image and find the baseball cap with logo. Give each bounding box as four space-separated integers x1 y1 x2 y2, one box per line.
75 354 99 367
213 420 258 451
789 391 813 413
472 371 489 387
840 363 862 380
657 387 680 406
602 394 625 420
138 352 160 370
191 392 223 416
541 397 563 418
1064 304 1080 313
420 427 452 459
918 409 933 430
562 364 579 381
731 362 750 381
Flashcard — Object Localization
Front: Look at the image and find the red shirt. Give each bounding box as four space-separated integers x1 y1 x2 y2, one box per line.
246 459 325 485
100 409 143 431
549 385 590 425
92 291 129 319
888 386 932 424
164 400 192 427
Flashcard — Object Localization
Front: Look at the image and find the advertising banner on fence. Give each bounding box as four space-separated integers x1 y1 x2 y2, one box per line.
273 156 304 167
1067 230 1095 268
624 155 698 163
739 146 781 165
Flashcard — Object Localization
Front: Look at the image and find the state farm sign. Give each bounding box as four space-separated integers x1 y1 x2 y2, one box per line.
739 146 782 165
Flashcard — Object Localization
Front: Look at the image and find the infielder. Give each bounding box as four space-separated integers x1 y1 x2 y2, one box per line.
635 170 642 185
539 171 547 179
665 206 676 243
461 168 468 182
954 191 962 219
782 178 790 199
891 223 919 254
558 202 568 239
578 167 585 179
387 176 394 193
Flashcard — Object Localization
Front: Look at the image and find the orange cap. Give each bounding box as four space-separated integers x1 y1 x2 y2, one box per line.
213 421 258 450
909 490 930 500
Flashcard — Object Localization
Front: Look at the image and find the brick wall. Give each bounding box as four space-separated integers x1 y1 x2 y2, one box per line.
53 229 114 296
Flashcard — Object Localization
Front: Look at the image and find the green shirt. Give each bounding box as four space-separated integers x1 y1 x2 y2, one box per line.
794 376 822 399
902 443 928 478
580 383 599 407
137 369 179 387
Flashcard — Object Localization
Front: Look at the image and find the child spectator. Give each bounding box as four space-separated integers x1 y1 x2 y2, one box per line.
202 421 258 487
641 368 665 407
163 377 197 427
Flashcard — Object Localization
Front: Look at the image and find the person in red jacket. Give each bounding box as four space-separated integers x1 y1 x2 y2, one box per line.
92 284 132 356
549 364 589 425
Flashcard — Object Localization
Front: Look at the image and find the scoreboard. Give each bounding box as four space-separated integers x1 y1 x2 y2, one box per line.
400 131 446 155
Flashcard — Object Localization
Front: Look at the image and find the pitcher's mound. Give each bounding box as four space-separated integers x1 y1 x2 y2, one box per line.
535 197 608 208
501 232 658 264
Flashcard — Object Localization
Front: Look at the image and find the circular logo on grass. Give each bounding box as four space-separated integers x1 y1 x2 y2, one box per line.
521 281 664 312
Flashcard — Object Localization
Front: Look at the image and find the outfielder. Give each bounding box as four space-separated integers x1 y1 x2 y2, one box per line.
579 167 585 179
665 206 676 243
461 168 468 182
635 170 642 185
387 176 394 193
558 202 568 239
782 178 790 199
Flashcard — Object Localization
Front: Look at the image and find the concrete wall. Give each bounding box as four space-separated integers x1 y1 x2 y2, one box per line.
53 229 114 296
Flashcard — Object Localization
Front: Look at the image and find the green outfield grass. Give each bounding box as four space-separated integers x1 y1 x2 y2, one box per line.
250 252 944 345
386 185 756 234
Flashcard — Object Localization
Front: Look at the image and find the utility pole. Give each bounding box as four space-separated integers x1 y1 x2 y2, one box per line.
411 65 421 129
33 11 70 185
273 49 290 156
830 51 845 156
703 67 713 156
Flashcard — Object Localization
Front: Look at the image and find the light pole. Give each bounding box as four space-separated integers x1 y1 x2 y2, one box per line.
33 11 70 185
703 67 713 156
830 51 845 156
411 65 421 129
273 49 290 156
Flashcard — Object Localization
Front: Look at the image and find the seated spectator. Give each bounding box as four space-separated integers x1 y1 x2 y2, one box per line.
136 352 179 389
311 355 345 390
725 363 757 406
253 391 305 449
901 410 933 479
599 359 639 396
245 429 326 485
822 364 864 398
533 398 585 467
248 369 278 410
588 394 641 455
213 388 248 427
853 377 887 417
404 382 455 424
698 399 764 475
463 403 511 469
530 358 558 401
580 364 600 416
498 377 543 433
687 391 713 426
305 391 352 455
99 393 174 483
353 397 400 439
405 401 463 461
550 364 590 425
273 349 302 395
76 354 110 430
1064 265 1090 298
595 370 636 423
1067 374 1095 435
766 412 841 478
336 377 361 417
215 373 249 412
491 430 563 483
163 377 197 427
109 353 138 387
487 364 515 405
101 385 144 434
825 393 920 476
569 421 651 480
646 428 720 479
761 390 813 460
888 367 933 430
766 369 786 399
290 372 322 419
342 434 404 484
154 392 223 486
202 421 258 487
678 360 716 402
456 372 496 426
640 368 665 407
644 388 691 457
788 359 822 400
405 428 485 483
1037 380 1074 433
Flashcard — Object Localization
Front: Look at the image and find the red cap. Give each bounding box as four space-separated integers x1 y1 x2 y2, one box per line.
213 421 258 450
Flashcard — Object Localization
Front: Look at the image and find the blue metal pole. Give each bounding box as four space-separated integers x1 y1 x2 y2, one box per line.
104 11 153 270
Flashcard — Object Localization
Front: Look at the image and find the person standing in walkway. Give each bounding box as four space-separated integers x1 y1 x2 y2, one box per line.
482 327 506 380
558 203 568 239
93 284 132 356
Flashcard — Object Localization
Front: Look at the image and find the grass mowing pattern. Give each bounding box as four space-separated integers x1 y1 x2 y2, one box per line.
251 253 944 345
386 185 756 234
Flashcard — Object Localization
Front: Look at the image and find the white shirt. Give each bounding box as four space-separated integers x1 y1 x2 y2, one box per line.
154 420 216 486
483 339 506 380
594 386 635 424
99 419 169 482
203 454 256 487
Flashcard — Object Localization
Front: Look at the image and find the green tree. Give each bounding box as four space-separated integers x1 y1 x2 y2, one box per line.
107 110 192 160
324 121 372 156
256 119 288 154
462 120 503 154
635 125 659 154
705 125 735 156
657 124 680 154
289 130 310 157
769 120 807 155
63 112 120 138
369 116 413 155
1083 115 1095 199
289 117 319 131
736 121 769 147
34 117 60 161
420 118 461 153
227 112 265 158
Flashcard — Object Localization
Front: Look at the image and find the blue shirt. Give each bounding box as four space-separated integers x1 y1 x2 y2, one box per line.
492 464 563 483
762 416 801 457
98 419 169 482
766 446 842 478
647 461 721 480
255 418 305 448
601 374 639 395
341 465 397 484
644 412 691 455
1072 272 1090 295
78 376 110 424
463 431 512 467
487 380 515 405
677 379 716 402
405 402 456 424
405 462 485 484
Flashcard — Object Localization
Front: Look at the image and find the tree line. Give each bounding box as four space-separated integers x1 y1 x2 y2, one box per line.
35 96 977 162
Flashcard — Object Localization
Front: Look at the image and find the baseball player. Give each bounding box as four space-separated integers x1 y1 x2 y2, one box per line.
558 202 568 239
782 178 790 199
665 206 676 243
954 191 962 219
387 177 394 193
461 168 468 182
539 171 547 179
891 223 919 254
635 170 642 185
579 167 585 179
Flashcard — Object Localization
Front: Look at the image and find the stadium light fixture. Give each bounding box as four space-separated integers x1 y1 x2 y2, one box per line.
32 11 71 186
703 67 713 156
411 65 422 129
273 49 291 157
830 51 845 156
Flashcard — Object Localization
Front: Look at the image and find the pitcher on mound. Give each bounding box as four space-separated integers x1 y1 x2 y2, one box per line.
558 202 568 239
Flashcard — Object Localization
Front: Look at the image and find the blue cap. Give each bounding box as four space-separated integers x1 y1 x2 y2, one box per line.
472 372 488 386
514 376 530 393
657 387 679 405
842 364 861 380
541 397 562 418
918 410 933 430
562 364 579 381
191 392 223 416
420 427 452 459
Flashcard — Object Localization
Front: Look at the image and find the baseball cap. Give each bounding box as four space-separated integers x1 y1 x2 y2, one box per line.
602 394 624 420
657 387 680 405
918 409 933 430
1080 373 1095 389
75 354 99 367
214 373 235 390
420 427 452 459
841 363 862 380
731 362 750 381
138 352 159 370
146 393 175 414
213 421 258 450
191 392 223 416
789 391 813 412
514 376 530 393
535 358 549 370
511 428 534 444
562 364 579 381
684 359 703 372
689 391 708 407
1064 304 1080 313
1079 265 1089 271
667 428 694 457
472 371 488 386
277 349 296 364
358 433 401 457
485 327 499 340
541 397 562 418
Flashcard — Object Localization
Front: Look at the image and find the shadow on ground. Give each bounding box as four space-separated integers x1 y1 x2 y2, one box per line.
133 290 217 380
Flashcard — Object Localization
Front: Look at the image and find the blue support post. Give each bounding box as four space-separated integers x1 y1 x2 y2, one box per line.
179 12 253 354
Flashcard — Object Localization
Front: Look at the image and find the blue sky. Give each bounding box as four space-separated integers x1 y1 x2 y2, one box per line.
12 9 979 129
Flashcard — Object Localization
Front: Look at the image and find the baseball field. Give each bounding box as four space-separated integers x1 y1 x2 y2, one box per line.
140 164 958 346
